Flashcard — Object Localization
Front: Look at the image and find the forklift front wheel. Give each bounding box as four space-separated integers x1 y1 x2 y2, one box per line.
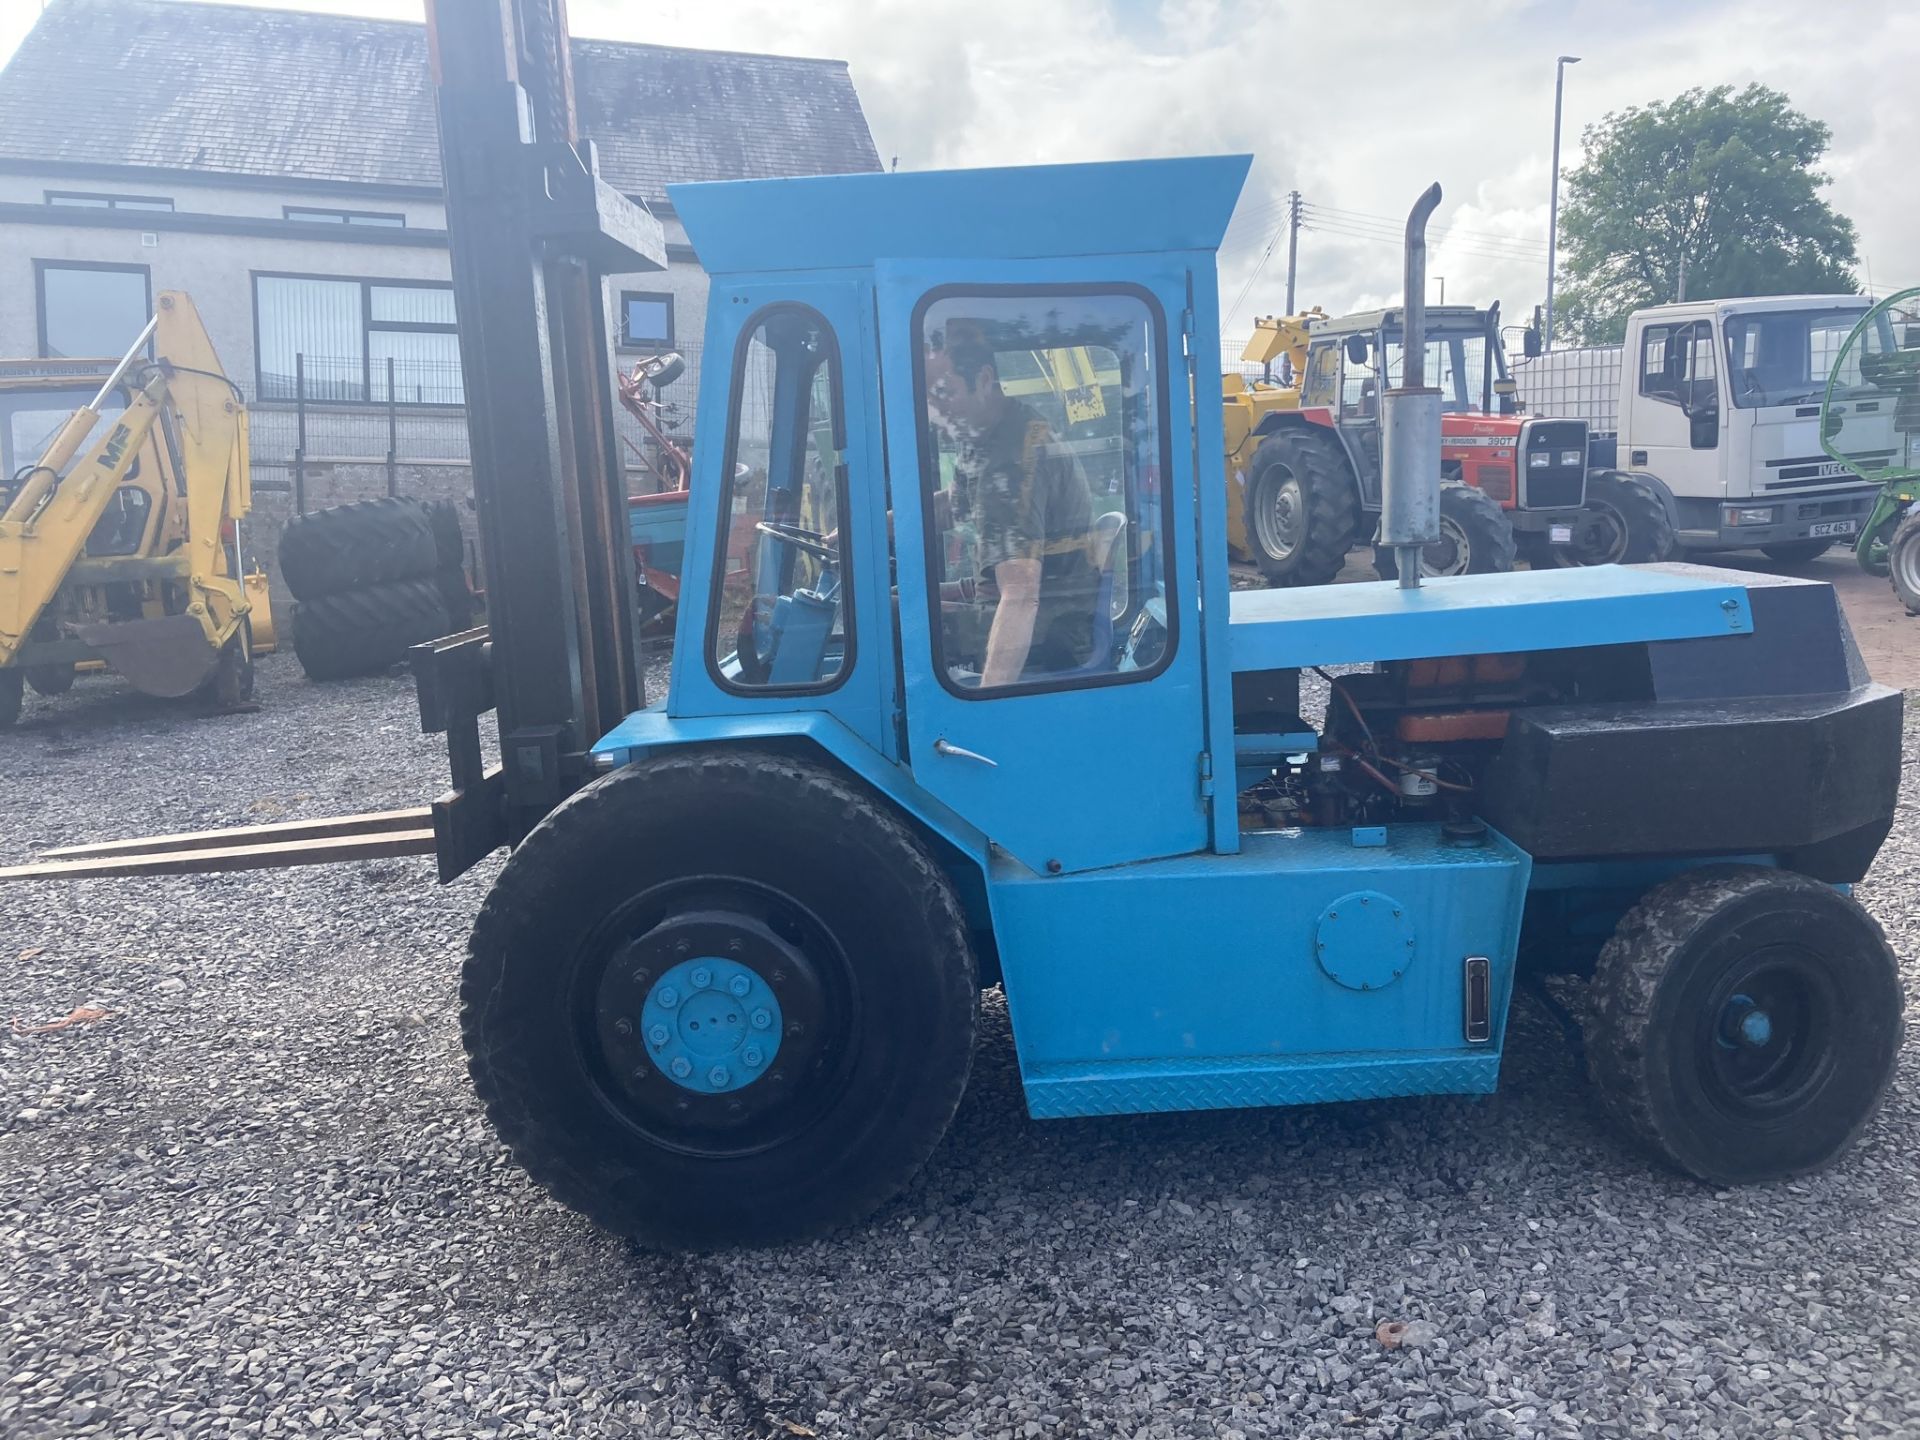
1586 865 1902 1186
462 748 979 1249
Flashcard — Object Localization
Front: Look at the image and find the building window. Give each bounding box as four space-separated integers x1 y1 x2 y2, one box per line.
36 261 151 359
620 291 674 349
45 190 174 212
254 273 461 404
283 206 407 228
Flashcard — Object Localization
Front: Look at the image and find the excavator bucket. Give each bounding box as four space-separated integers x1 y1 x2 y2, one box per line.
246 568 278 652
70 613 220 698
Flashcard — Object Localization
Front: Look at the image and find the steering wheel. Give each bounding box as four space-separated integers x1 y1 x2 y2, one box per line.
734 594 778 686
755 520 837 562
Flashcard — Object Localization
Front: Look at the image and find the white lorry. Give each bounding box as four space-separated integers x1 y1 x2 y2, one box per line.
1513 295 1886 563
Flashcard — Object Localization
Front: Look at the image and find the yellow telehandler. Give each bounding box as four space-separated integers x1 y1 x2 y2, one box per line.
0 292 271 726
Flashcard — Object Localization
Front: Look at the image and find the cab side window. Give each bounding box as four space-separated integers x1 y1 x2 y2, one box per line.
1300 343 1338 407
706 306 852 692
916 290 1172 695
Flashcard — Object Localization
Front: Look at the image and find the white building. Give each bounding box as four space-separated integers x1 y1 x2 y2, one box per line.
0 0 881 557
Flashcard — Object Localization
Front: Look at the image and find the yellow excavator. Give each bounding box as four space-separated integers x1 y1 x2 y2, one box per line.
0 292 272 726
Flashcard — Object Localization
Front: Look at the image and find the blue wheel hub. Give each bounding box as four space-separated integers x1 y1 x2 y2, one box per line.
640 957 783 1094
1718 992 1774 1050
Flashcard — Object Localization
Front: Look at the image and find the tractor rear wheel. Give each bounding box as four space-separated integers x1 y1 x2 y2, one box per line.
292 578 449 681
1244 429 1359 587
1888 507 1920 615
0 670 20 728
1551 471 1673 566
1373 482 1516 579
463 748 979 1249
277 498 438 601
1586 865 1901 1186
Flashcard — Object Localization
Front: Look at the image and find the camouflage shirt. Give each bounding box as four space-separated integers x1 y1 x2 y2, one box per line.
949 399 1098 672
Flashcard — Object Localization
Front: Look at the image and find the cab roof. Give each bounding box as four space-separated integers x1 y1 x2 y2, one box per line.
669 154 1253 276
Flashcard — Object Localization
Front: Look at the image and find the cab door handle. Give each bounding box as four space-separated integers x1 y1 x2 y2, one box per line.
932 738 998 767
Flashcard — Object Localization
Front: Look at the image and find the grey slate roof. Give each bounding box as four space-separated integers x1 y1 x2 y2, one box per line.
0 0 881 200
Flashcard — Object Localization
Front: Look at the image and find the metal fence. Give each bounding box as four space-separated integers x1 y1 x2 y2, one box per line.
247 342 704 509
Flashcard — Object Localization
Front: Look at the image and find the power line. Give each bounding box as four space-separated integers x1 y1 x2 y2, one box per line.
1304 202 1552 255
1302 219 1551 270
1302 215 1551 264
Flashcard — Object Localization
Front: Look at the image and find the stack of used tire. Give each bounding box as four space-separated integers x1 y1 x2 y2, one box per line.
281 498 475 681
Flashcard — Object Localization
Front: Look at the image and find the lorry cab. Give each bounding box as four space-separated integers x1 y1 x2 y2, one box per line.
1616 296 1886 553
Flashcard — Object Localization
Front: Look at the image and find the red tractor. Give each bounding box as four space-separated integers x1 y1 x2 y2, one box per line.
1231 305 1622 582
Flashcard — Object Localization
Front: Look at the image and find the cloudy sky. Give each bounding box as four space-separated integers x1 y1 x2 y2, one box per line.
5 0 1916 347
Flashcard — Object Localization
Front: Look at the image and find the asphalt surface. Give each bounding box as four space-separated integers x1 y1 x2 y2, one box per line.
1 645 1916 1439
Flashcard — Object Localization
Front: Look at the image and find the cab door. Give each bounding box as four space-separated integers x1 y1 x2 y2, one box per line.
876 260 1209 875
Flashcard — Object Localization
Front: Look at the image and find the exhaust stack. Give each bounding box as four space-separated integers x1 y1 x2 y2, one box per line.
1379 182 1444 589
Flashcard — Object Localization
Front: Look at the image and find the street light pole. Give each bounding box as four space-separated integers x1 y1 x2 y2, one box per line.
1544 54 1580 351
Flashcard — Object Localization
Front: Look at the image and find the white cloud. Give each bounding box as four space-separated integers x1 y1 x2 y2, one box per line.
9 0 1914 340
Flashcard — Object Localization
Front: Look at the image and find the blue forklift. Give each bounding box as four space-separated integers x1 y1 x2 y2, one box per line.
9 2 1903 1250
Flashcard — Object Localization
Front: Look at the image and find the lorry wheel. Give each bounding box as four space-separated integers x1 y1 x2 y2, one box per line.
464 748 979 1249
1555 472 1673 566
277 499 438 601
1244 430 1359 587
25 665 74 697
1373 483 1516 579
1760 539 1835 564
1586 865 1901 1186
0 670 20 728
1888 508 1920 615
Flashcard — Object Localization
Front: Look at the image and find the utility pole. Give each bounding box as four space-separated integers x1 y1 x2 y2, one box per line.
1676 251 1688 302
1544 54 1580 350
1283 190 1302 315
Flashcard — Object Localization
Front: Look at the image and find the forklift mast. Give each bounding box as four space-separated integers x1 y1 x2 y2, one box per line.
420 0 667 874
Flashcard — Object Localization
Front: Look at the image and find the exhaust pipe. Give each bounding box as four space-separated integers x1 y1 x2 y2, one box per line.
1380 182 1444 589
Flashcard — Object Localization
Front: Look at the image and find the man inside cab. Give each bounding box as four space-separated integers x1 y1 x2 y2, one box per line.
924 322 1098 687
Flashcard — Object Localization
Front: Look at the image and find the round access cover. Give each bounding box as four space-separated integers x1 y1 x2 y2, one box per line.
1314 890 1416 992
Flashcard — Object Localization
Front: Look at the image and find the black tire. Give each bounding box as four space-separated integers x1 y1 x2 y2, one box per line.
277 499 437 601
1373 483 1516 579
1554 471 1674 566
0 669 20 728
1888 507 1920 616
464 749 979 1248
1760 539 1835 564
1243 429 1360 587
1586 865 1902 1186
292 578 449 681
425 499 466 572
201 618 255 709
25 665 74 697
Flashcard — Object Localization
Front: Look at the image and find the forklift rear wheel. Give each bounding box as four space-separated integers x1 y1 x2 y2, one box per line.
1888 508 1920 615
25 665 74 697
0 669 20 728
1586 865 1902 1186
463 748 979 1249
1244 430 1359 587
1372 483 1516 579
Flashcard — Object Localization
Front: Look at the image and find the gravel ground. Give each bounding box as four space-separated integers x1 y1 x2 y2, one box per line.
2 654 1918 1440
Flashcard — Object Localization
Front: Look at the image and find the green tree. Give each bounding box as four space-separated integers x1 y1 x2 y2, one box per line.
1555 84 1858 344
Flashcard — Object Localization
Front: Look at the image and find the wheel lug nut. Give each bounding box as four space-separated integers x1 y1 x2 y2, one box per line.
708 1066 730 1087
648 1024 670 1046
728 975 752 998
751 1009 772 1030
743 1047 764 1067
690 967 713 989
669 1057 692 1079
655 986 679 1009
